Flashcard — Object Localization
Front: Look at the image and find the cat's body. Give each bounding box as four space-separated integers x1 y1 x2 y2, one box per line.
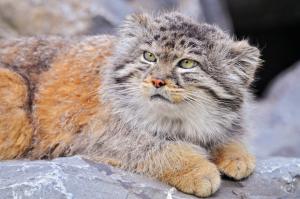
0 13 260 197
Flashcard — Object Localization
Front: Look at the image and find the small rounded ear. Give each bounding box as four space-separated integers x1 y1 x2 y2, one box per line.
229 40 262 87
120 13 151 37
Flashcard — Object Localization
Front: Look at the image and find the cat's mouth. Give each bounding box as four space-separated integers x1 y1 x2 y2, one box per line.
150 94 172 103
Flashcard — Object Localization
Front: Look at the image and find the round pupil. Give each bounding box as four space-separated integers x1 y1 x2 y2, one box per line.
184 60 192 66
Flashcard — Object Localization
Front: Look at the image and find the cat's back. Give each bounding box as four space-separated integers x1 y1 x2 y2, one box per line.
0 35 115 81
0 35 115 159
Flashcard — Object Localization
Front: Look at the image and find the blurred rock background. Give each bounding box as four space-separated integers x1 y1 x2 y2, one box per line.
0 0 233 37
0 0 299 158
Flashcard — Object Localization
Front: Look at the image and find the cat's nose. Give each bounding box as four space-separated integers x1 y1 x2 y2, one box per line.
151 78 166 88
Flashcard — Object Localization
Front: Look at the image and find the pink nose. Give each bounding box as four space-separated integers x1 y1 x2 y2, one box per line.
151 78 166 88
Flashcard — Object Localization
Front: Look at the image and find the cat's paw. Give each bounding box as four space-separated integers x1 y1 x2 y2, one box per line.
212 143 256 180
216 152 255 180
161 160 221 197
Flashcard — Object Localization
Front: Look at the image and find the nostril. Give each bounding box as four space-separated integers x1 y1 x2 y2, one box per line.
151 79 166 88
158 81 165 87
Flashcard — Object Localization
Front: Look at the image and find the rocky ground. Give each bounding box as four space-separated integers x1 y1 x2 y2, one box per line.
0 156 300 199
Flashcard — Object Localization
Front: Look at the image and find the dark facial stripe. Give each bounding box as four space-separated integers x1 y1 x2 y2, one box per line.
195 85 241 111
188 50 202 55
181 72 233 96
189 80 223 101
114 64 125 71
136 65 148 72
114 60 133 71
169 68 183 88
181 73 199 83
114 71 136 84
218 97 242 111
181 74 241 110
191 64 239 98
181 72 199 76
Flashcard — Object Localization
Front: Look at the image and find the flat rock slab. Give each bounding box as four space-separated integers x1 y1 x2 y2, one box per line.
0 156 299 199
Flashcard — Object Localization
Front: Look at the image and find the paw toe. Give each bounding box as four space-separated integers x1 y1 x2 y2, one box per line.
218 155 255 180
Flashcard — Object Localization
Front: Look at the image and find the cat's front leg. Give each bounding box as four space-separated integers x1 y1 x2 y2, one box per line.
156 143 221 197
211 141 256 180
85 132 221 197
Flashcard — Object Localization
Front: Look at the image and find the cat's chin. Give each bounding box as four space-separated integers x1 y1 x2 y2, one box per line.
150 94 172 103
147 98 181 116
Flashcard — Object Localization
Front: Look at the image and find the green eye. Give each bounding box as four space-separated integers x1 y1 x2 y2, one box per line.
143 51 157 62
178 59 198 69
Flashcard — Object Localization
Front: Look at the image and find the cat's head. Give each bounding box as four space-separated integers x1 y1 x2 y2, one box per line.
103 12 261 135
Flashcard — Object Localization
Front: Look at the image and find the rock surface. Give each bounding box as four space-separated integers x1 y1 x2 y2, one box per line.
0 156 300 199
0 0 232 38
0 0 133 37
249 61 300 158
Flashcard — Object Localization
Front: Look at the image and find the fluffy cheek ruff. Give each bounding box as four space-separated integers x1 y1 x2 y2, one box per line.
106 80 242 148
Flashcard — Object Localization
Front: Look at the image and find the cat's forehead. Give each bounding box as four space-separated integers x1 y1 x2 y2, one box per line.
151 13 226 43
144 13 229 58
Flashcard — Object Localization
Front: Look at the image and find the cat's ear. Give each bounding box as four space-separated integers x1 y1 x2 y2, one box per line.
120 13 151 37
229 40 262 87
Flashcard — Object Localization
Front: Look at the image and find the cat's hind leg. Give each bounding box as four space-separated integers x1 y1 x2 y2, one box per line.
0 68 33 159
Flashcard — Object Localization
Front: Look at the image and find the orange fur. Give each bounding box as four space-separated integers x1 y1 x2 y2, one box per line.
140 144 220 197
31 37 114 158
0 68 33 159
0 36 114 159
211 141 256 180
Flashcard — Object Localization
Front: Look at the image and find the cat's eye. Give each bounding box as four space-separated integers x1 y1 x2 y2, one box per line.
178 59 198 69
143 51 157 62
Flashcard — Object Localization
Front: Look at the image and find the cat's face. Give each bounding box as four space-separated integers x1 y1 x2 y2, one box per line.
103 12 261 137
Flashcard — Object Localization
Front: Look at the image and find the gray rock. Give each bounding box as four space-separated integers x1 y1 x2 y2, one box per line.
249 61 300 158
200 0 233 32
0 156 300 199
0 0 133 37
0 0 232 38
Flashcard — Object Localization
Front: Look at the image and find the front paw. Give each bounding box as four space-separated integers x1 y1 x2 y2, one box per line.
212 143 256 180
161 160 221 197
